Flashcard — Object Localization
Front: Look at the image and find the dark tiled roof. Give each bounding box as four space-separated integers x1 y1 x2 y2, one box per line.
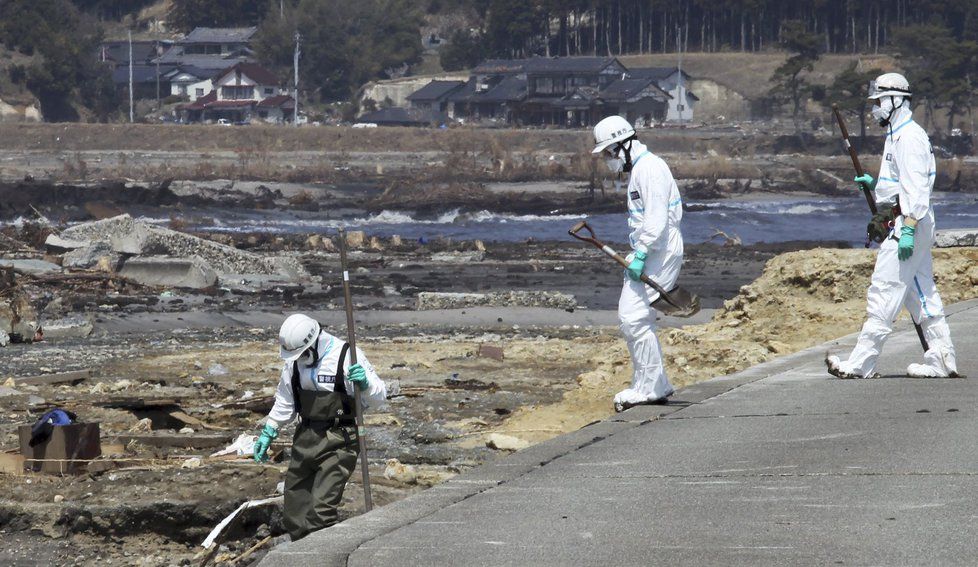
407 80 466 101
599 78 669 102
357 107 431 126
446 78 478 102
162 65 214 81
179 27 258 44
98 41 166 64
523 56 621 74
475 75 527 103
473 56 623 76
213 62 280 85
627 67 691 81
153 47 251 68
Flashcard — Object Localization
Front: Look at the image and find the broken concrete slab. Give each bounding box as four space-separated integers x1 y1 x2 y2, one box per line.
57 214 310 279
935 229 978 248
44 234 89 253
118 255 218 289
0 259 61 276
416 290 577 310
62 242 118 270
40 316 94 340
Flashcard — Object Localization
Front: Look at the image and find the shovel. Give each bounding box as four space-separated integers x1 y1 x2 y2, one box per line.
568 220 700 318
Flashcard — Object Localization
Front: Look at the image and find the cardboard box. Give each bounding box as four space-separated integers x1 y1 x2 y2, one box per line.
18 423 101 474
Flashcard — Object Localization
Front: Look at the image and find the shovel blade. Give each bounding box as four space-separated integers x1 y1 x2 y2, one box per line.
650 285 701 318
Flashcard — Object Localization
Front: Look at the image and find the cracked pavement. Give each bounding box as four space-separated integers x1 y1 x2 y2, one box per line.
261 299 978 566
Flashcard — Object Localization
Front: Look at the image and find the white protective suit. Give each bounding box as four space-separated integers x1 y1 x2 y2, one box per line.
267 330 387 427
615 140 684 409
832 105 957 378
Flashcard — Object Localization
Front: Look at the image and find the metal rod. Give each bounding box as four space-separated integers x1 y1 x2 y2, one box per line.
336 227 373 512
568 221 681 310
832 104 877 215
832 103 928 352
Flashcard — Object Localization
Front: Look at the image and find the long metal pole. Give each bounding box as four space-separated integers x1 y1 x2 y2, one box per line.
832 104 928 352
337 227 373 512
128 30 134 123
293 32 300 126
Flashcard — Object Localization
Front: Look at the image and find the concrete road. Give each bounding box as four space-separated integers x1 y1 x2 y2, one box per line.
261 299 978 566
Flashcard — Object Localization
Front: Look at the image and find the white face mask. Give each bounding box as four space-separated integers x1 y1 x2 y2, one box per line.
872 96 902 126
604 146 624 173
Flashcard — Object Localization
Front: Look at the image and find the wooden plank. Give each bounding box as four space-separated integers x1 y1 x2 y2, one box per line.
112 433 233 449
16 369 92 386
168 410 228 431
97 398 182 410
0 453 25 476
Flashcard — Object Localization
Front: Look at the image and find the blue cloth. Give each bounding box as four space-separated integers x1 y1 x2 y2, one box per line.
29 408 76 447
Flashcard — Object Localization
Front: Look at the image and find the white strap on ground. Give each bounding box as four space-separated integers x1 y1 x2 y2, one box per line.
201 496 284 549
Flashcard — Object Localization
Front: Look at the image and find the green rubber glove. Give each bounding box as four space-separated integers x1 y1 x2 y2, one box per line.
625 249 647 281
897 224 915 261
253 423 278 463
348 363 368 389
854 173 875 190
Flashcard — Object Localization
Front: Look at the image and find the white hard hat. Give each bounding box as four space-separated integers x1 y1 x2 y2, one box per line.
592 115 635 154
279 314 321 362
868 72 911 100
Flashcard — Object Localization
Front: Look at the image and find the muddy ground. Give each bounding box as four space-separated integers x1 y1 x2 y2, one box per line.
1 122 975 566
0 202 849 566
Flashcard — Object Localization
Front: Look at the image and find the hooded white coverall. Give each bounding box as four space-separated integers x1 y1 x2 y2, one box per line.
266 331 387 427
835 106 957 378
615 140 684 408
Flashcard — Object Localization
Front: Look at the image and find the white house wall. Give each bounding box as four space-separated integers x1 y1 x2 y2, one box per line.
186 79 213 101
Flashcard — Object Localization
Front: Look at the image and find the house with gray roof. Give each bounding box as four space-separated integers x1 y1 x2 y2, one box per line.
177 27 258 55
406 80 466 120
410 56 687 127
627 67 698 122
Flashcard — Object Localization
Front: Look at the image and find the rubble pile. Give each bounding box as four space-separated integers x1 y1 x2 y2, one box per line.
47 214 309 288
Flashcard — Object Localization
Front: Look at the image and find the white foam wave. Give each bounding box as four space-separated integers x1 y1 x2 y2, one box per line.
782 204 822 215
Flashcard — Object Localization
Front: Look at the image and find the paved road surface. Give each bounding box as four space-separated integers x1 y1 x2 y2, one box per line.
262 299 978 566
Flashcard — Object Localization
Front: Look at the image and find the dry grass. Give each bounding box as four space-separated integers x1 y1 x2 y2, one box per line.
670 154 761 179
618 52 898 99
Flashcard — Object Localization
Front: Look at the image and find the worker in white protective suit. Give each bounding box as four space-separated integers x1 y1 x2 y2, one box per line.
827 73 958 379
592 115 684 412
253 314 387 540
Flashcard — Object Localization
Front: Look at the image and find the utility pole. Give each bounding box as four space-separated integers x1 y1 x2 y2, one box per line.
280 0 284 18
293 31 301 126
128 30 134 123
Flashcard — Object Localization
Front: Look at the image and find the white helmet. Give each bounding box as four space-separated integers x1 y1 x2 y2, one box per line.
279 314 320 362
592 115 635 154
868 72 911 100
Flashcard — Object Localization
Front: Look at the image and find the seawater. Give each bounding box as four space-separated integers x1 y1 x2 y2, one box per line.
168 193 978 246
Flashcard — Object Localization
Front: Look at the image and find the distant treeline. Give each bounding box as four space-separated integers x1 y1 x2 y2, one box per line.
440 0 978 63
